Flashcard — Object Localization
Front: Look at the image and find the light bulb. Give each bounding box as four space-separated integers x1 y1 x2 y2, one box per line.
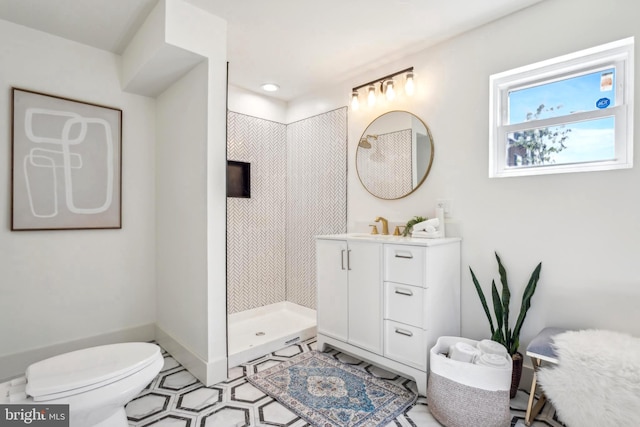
405 72 414 96
385 80 395 101
351 90 359 110
367 85 376 106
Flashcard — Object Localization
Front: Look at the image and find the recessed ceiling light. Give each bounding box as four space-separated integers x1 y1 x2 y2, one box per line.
261 83 280 92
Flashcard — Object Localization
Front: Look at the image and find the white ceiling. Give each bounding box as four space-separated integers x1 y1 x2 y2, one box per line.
0 0 544 101
0 0 158 53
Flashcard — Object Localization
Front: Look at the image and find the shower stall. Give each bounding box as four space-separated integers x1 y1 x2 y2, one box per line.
226 108 347 367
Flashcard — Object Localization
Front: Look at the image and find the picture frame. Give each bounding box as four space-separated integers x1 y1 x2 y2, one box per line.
11 88 122 230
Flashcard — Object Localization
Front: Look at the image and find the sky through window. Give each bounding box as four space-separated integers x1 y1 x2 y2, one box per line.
507 68 616 166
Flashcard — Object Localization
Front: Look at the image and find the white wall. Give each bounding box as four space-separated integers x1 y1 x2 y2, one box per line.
287 0 640 354
156 62 210 363
228 85 287 123
0 20 156 371
0 0 228 385
146 0 228 385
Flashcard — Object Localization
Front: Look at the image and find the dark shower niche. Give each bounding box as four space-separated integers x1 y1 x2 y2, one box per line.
227 160 251 198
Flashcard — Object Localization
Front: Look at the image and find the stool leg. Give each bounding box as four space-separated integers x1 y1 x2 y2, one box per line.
525 357 546 426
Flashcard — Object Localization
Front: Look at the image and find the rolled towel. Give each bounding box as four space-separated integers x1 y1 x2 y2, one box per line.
477 339 508 356
448 342 481 363
475 352 511 369
411 218 439 232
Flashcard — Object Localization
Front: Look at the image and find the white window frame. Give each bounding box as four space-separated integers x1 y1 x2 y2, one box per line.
489 37 634 178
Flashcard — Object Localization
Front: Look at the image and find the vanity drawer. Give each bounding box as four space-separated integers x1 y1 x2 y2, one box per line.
384 320 426 370
384 244 425 287
384 282 426 328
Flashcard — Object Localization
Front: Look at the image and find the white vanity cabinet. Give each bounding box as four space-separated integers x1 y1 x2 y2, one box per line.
316 235 461 396
316 239 383 354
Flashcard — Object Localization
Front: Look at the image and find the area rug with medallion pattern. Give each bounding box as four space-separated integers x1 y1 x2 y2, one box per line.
247 350 417 427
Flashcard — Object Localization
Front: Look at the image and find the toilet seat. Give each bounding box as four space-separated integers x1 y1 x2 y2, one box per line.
26 342 161 401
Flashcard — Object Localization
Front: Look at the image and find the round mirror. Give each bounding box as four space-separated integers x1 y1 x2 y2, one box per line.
356 111 434 200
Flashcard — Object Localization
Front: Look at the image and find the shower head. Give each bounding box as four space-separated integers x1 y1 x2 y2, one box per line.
358 134 377 149
358 138 372 149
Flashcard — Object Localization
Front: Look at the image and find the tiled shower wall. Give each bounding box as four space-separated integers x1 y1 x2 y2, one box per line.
286 109 348 309
227 108 347 314
356 128 412 199
227 113 287 313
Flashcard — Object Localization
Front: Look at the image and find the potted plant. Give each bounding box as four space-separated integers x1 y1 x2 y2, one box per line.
469 252 542 398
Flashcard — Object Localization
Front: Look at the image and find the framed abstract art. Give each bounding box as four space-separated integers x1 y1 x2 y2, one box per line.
11 88 122 230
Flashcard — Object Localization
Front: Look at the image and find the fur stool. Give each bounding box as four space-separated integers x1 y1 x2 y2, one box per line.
537 329 640 427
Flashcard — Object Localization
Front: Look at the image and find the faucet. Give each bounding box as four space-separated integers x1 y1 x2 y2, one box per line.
374 216 389 235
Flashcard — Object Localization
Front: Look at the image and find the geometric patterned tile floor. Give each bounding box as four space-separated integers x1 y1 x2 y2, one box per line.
126 337 563 426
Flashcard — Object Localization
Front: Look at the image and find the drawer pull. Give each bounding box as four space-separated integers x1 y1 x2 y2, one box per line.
394 288 413 296
395 328 413 337
394 251 413 259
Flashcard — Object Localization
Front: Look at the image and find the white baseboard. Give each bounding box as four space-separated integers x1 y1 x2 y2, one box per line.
155 326 227 386
0 323 156 382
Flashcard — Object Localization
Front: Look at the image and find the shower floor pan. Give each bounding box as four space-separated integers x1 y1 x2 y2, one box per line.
228 301 316 367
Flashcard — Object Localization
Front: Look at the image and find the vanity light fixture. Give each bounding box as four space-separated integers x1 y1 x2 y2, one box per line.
367 85 377 106
351 67 414 109
385 80 395 101
351 90 360 110
405 72 415 96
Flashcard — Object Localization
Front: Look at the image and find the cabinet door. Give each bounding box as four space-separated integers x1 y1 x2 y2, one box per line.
316 239 348 342
347 241 383 354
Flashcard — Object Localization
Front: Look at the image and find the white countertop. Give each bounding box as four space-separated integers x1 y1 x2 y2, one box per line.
315 233 461 247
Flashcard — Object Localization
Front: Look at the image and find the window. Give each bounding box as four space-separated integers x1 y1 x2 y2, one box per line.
489 38 634 177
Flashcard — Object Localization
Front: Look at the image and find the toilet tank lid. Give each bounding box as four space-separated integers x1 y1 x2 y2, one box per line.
26 342 161 398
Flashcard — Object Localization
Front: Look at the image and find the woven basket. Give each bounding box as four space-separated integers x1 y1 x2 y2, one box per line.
427 336 512 427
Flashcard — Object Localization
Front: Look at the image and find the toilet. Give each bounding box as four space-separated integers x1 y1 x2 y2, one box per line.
1 342 163 427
